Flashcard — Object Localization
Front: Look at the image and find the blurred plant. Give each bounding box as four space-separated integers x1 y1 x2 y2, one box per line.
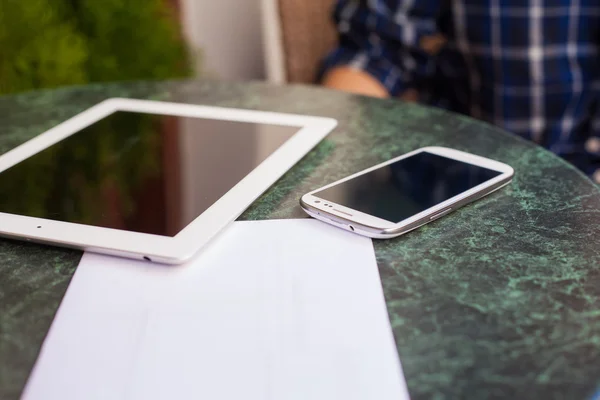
68 0 191 82
0 0 190 95
0 1 88 94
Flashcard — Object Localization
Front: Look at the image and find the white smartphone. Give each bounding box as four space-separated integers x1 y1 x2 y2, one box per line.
300 147 514 238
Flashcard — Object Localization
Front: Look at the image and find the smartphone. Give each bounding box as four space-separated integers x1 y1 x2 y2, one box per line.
300 147 514 238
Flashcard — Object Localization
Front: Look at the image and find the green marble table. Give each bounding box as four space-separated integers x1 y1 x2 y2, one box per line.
1 81 600 400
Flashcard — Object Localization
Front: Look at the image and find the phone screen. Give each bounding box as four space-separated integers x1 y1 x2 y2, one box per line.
314 152 502 223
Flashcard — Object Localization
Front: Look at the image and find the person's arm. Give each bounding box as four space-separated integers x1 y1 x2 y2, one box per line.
320 0 442 101
322 67 390 98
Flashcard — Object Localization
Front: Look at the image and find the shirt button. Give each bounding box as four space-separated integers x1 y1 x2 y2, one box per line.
585 137 600 153
594 169 600 184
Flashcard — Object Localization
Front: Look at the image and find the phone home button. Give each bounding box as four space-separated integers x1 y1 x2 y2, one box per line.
430 208 452 221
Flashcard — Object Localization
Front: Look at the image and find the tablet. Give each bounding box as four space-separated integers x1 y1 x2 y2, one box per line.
0 98 336 264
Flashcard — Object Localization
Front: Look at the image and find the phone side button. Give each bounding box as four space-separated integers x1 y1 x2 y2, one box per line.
429 208 452 221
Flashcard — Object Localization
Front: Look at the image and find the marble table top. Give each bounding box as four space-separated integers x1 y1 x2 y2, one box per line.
1 80 599 399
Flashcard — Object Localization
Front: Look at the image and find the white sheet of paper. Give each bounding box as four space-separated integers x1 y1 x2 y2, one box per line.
23 219 409 400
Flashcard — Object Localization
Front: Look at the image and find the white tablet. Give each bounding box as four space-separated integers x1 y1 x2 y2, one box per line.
0 98 336 264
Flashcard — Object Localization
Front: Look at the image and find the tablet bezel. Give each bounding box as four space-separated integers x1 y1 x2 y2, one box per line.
0 98 336 264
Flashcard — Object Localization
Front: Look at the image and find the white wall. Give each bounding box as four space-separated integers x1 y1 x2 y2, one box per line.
180 0 266 80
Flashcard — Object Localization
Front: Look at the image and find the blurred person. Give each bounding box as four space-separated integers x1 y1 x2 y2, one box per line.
321 1 600 182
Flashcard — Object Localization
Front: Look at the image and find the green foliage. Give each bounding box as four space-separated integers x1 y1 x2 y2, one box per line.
0 0 190 95
69 0 190 82
0 0 88 94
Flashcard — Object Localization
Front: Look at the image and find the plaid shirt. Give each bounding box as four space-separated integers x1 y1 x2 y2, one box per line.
321 0 600 181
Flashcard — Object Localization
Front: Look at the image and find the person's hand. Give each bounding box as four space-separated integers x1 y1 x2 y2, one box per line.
322 67 418 102
322 67 389 98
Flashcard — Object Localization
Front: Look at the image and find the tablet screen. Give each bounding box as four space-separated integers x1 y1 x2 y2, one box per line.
0 111 300 236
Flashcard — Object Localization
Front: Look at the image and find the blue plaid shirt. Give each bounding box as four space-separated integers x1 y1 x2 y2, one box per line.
321 0 600 181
